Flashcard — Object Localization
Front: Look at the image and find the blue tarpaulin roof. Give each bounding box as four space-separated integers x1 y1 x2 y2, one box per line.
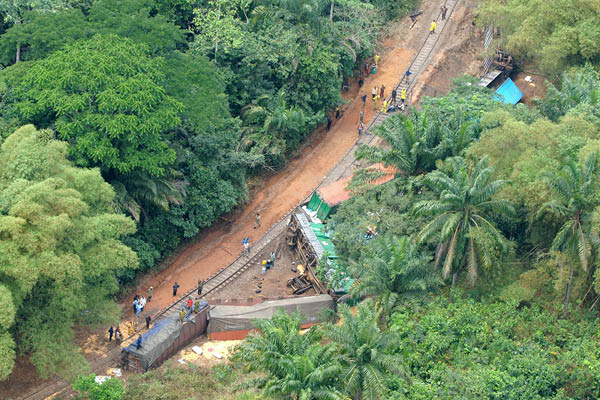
495 78 523 104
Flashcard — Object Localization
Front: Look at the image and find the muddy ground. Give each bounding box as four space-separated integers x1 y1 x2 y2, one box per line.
205 231 316 301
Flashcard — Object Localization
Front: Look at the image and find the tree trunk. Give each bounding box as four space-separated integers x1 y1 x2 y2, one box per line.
330 0 334 21
450 272 458 303
562 263 575 319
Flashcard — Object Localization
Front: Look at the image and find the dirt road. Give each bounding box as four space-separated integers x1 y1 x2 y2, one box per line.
133 39 417 312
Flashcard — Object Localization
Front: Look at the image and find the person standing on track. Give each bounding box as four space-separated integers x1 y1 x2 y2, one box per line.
373 93 380 110
136 335 142 349
441 5 448 20
391 88 397 105
380 85 385 99
381 99 388 114
145 315 152 329
197 279 204 296
243 237 250 257
430 20 437 34
173 282 180 297
401 88 407 104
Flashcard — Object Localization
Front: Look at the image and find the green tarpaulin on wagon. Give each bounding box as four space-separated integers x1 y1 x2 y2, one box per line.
306 192 333 220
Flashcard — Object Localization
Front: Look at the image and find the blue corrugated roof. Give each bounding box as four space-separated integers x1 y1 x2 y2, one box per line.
495 78 523 104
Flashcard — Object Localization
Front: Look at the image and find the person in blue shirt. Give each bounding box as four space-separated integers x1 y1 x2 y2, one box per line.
136 335 142 349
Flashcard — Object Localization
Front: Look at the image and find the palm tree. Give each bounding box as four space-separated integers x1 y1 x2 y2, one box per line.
412 156 514 289
111 168 186 222
324 300 409 400
235 310 346 399
536 153 600 318
263 345 347 400
356 108 474 179
350 234 441 321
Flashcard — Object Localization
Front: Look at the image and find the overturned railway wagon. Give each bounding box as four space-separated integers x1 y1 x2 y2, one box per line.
207 294 335 340
122 302 209 372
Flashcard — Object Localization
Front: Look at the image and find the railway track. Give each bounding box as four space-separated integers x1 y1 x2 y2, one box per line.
18 2 460 398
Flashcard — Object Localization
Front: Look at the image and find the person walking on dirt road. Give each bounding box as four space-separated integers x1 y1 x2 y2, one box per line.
254 212 261 229
371 86 378 99
173 282 180 297
326 117 332 131
108 326 114 342
358 121 364 135
360 110 364 123
147 286 152 302
361 94 367 109
441 5 448 20
380 85 385 99
430 20 436 34
374 54 380 67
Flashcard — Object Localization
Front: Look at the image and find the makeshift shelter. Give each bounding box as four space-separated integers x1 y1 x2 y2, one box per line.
122 301 208 372
495 78 523 104
207 295 334 340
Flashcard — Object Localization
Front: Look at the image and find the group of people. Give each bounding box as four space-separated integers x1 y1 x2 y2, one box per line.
107 325 123 342
363 53 381 78
430 6 448 34
133 294 147 318
180 296 203 323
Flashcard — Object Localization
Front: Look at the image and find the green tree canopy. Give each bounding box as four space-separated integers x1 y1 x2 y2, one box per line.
536 153 600 318
0 125 138 380
0 0 186 66
413 156 515 288
14 34 181 176
350 234 441 320
477 0 600 75
234 310 346 400
324 299 409 400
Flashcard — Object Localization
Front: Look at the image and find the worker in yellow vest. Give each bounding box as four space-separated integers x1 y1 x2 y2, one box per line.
430 20 436 34
401 89 407 104
381 99 388 114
